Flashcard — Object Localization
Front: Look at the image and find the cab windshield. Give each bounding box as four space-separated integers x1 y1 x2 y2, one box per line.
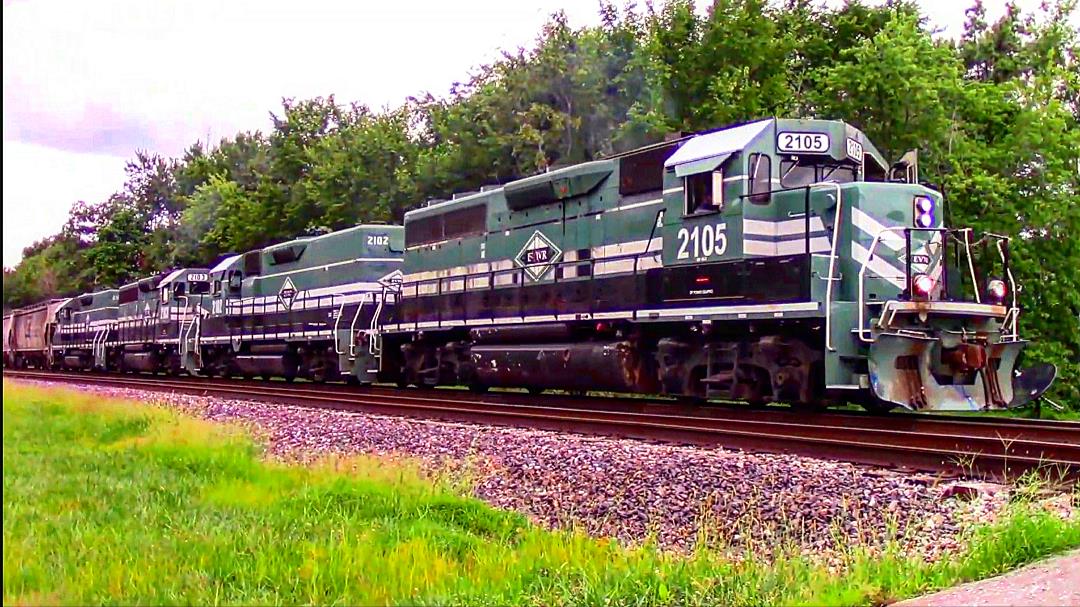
779 158 857 188
189 281 211 295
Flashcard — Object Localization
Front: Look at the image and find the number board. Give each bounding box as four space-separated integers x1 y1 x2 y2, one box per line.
187 273 209 282
846 138 864 163
676 223 728 261
777 132 830 154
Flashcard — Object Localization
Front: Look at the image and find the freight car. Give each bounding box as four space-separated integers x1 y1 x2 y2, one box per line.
4 299 67 369
2 313 12 367
381 117 1054 411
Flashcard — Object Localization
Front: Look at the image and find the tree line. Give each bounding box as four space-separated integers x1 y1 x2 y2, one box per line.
4 0 1078 404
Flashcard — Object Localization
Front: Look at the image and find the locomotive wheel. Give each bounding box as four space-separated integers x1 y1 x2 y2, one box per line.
310 359 330 383
398 365 420 389
527 387 544 395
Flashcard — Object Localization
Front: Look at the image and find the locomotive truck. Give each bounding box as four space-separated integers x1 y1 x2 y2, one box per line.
12 117 1056 412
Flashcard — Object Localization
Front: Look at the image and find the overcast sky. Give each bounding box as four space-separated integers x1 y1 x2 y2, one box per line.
2 0 1065 267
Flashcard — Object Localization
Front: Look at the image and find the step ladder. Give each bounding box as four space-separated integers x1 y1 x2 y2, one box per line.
702 343 739 398
179 315 202 369
91 328 108 369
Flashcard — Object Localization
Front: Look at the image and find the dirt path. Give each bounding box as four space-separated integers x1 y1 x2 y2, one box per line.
894 550 1080 606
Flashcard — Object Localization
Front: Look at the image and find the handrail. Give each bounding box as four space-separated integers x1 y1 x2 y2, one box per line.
856 226 910 342
742 181 841 349
369 289 387 356
348 297 367 358
193 315 202 358
402 245 659 295
963 229 981 304
333 300 348 355
809 182 843 352
995 238 1020 340
856 225 1008 343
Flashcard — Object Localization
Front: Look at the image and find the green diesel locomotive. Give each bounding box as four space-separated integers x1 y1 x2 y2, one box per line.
383 117 1054 411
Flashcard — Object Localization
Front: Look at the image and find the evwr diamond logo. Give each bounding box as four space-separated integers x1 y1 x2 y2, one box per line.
278 277 297 309
514 230 562 281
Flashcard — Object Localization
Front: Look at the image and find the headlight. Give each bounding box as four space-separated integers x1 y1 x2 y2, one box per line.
987 279 1007 303
912 273 935 298
914 195 935 227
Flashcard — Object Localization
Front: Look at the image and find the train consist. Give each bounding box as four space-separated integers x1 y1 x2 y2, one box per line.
3 118 1057 412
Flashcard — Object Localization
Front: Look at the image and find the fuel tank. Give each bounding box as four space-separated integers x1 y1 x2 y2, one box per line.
470 341 655 393
233 354 298 379
63 354 94 370
122 352 161 372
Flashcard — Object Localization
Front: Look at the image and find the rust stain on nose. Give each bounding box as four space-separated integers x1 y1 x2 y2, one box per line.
943 343 987 373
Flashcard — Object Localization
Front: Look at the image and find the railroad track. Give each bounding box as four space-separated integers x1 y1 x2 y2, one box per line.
6 369 1079 481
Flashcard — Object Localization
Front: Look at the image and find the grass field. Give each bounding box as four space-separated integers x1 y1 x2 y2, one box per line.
3 380 1078 605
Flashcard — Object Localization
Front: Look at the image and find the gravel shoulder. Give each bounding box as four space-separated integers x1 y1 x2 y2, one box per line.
12 379 1058 561
893 549 1080 606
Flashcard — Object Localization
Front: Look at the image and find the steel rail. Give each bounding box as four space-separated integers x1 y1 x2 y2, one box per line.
6 369 1078 481
62 372 1072 440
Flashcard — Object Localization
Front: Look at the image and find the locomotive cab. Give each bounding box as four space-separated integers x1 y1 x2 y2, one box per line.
54 289 118 370
114 268 210 374
656 118 1051 410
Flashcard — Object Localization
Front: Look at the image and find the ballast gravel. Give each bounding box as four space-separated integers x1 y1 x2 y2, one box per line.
16 379 1029 559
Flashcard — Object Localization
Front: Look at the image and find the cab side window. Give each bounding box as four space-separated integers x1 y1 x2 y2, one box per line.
748 154 772 205
685 171 723 215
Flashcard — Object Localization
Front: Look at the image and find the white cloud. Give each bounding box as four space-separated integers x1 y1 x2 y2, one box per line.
3 0 608 267
2 141 127 266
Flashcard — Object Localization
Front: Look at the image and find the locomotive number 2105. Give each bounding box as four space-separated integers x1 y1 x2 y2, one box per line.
676 224 727 260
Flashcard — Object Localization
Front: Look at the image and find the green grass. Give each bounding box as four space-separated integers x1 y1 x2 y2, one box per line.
3 381 1078 606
